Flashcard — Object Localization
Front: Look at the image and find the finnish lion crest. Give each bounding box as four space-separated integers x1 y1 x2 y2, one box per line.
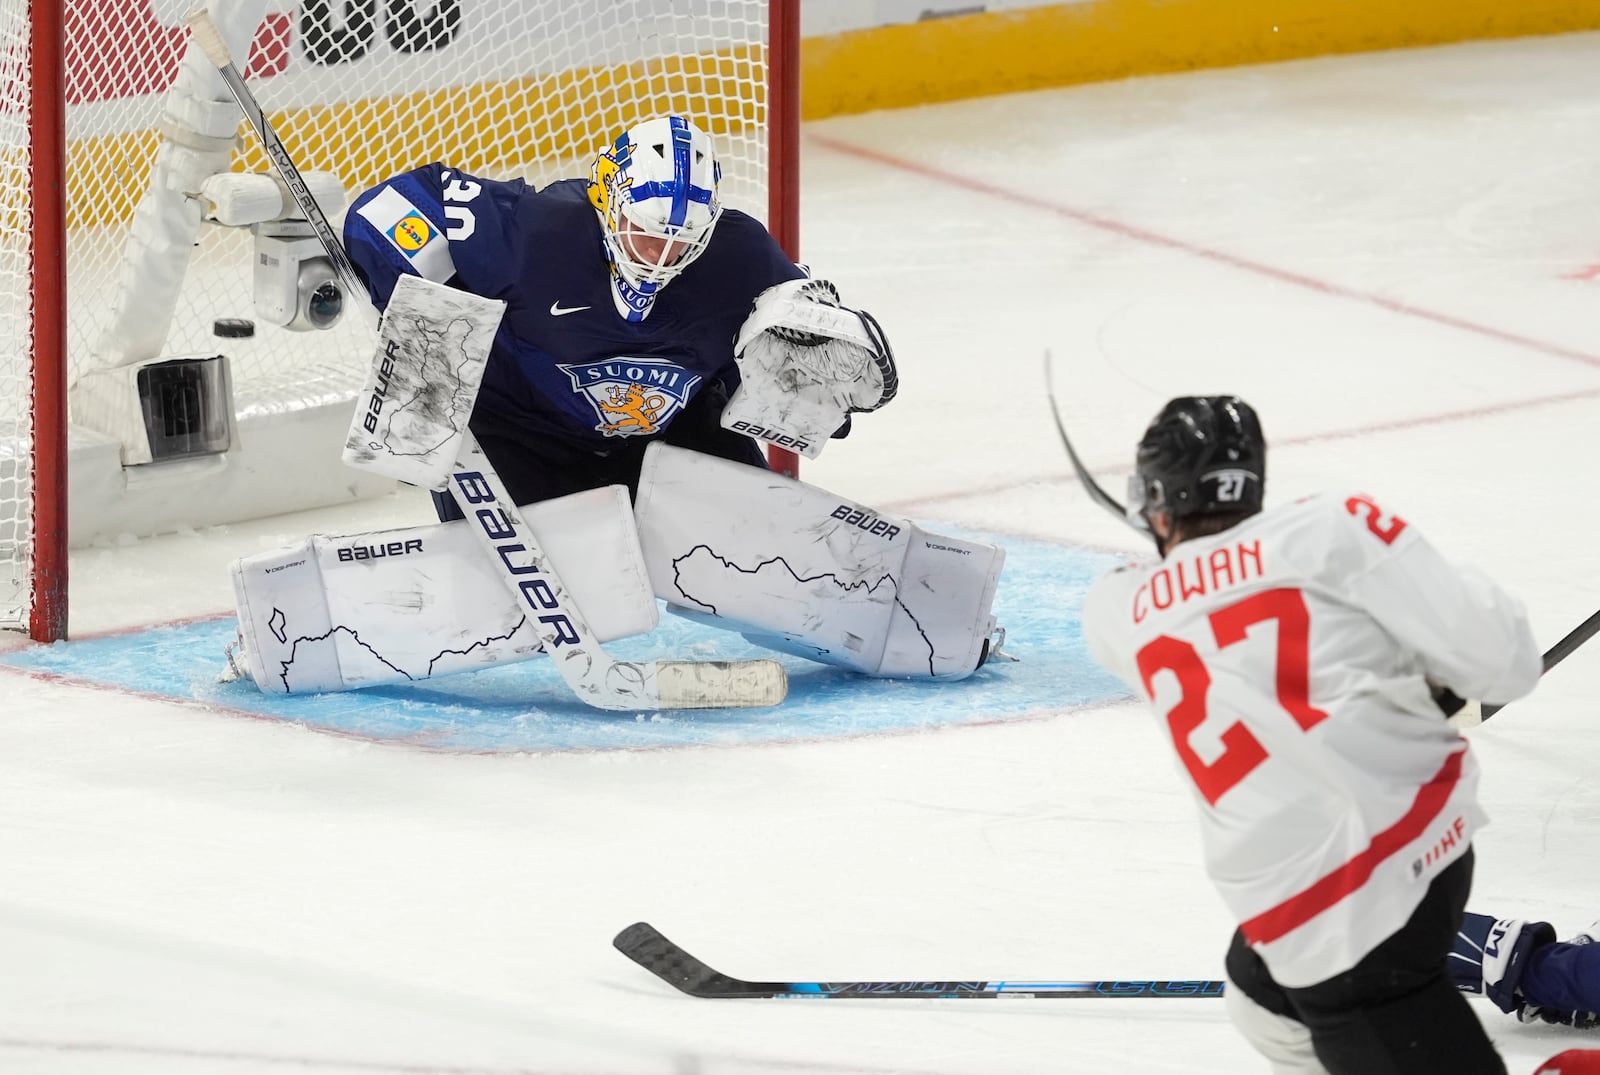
559 357 701 438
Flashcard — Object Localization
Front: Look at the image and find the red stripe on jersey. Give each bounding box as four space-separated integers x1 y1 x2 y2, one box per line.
1239 747 1467 946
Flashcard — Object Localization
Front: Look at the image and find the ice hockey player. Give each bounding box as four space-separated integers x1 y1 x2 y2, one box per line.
1081 395 1541 1074
224 116 1003 695
1453 912 1600 1030
342 113 891 509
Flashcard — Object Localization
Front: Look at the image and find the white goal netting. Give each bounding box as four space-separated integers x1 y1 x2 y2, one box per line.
2 0 782 635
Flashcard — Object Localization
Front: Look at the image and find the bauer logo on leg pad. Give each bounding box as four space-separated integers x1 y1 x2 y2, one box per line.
335 539 424 562
830 505 901 541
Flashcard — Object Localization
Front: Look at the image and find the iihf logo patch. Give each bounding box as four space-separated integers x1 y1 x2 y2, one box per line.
559 357 701 438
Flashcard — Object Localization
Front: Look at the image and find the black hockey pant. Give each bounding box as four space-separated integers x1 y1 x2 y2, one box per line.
1226 849 1507 1075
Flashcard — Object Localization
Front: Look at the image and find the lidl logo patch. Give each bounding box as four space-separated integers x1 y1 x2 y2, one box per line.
390 214 432 253
356 186 457 283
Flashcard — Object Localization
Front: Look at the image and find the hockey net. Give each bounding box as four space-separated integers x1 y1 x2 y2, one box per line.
2 0 799 640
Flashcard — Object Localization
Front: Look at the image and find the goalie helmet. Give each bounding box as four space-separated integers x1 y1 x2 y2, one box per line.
587 115 723 292
1127 395 1266 530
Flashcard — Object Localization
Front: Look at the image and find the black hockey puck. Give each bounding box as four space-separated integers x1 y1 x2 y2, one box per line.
213 318 256 338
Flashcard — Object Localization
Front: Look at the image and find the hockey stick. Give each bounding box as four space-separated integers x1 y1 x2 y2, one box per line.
1531 607 1600 677
1043 350 1135 525
613 922 1225 999
185 9 786 710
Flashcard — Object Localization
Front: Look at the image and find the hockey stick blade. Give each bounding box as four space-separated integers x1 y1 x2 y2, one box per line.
187 8 787 712
1043 350 1135 525
613 922 1224 1000
1479 606 1600 721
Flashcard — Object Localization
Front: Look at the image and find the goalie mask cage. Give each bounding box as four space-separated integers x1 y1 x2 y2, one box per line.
1 0 800 643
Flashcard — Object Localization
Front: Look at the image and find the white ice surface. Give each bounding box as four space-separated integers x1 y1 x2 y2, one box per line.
5 31 1600 1075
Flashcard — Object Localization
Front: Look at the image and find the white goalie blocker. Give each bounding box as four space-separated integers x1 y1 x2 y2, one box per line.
341 273 499 490
635 443 1004 679
228 485 657 693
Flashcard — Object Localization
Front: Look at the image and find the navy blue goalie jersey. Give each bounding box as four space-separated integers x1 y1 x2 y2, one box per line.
343 166 805 459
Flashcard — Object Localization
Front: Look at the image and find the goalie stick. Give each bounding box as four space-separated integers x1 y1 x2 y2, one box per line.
185 9 786 711
1041 350 1598 724
612 922 1224 1000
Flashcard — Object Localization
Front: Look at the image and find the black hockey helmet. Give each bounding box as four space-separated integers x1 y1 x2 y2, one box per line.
1127 396 1265 530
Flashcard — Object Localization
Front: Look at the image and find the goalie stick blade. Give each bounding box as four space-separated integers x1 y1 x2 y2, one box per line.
613 922 1226 1000
653 660 787 709
568 657 787 712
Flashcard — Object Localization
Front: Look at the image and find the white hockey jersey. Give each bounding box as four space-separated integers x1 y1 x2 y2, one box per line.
1082 492 1541 988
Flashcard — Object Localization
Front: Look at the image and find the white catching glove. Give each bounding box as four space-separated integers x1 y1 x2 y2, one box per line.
721 279 898 459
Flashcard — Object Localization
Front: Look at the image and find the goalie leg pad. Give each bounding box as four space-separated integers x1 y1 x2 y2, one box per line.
230 485 657 693
633 443 1003 679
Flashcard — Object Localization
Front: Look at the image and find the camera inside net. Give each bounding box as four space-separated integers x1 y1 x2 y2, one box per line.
251 220 344 331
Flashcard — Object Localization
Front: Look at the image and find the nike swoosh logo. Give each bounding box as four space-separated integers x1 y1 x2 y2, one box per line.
550 301 591 316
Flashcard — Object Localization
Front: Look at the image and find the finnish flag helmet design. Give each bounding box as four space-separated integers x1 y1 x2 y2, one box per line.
587 115 723 292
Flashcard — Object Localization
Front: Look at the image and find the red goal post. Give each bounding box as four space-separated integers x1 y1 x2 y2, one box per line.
3 0 801 643
3 3 67 644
